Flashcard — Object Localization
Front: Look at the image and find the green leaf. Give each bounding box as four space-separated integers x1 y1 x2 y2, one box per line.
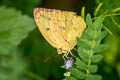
75 58 87 70
103 25 113 35
93 44 108 53
91 54 103 63
87 75 102 80
0 7 35 55
69 68 85 79
77 38 91 50
94 16 104 31
112 8 120 13
0 48 28 80
86 14 95 30
95 31 108 42
111 16 120 28
78 48 89 61
64 77 76 80
81 6 85 19
88 65 98 73
83 30 94 41
94 3 103 17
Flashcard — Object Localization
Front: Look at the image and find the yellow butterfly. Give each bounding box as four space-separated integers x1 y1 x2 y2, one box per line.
33 8 86 59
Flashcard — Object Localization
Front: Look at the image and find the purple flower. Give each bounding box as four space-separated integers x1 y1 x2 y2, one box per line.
65 60 73 69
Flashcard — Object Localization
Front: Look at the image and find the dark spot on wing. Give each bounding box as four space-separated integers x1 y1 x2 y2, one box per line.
65 40 67 42
48 18 51 21
65 40 70 45
46 27 50 31
60 26 64 30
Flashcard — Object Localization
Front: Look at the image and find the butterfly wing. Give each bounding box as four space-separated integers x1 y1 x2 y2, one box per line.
34 8 86 53
34 8 69 50
34 8 60 48
58 11 86 50
49 11 86 51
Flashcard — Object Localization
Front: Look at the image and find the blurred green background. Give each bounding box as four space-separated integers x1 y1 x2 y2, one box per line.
0 0 120 80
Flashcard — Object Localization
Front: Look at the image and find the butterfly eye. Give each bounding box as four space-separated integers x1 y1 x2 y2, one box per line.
46 27 50 31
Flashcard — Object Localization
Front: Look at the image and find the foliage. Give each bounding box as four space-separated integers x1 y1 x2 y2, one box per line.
95 0 120 35
0 0 42 16
0 6 35 80
0 48 27 80
95 0 120 79
0 6 35 55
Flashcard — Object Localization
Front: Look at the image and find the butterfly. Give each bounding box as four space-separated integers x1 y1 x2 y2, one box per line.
33 8 86 59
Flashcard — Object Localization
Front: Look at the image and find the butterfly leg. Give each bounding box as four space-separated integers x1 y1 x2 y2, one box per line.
63 51 74 60
63 53 66 61
73 48 77 52
69 51 76 58
65 51 70 59
62 51 69 60
65 51 74 60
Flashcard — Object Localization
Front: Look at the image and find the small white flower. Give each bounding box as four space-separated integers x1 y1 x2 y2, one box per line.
64 71 71 77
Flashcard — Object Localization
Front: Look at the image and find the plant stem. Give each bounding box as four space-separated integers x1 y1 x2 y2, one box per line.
23 69 45 80
85 30 97 79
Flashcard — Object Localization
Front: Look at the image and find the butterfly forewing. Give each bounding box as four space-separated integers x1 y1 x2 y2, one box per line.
34 8 60 48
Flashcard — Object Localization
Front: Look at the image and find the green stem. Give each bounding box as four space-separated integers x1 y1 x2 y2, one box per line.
23 69 45 80
85 30 97 79
111 16 120 28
